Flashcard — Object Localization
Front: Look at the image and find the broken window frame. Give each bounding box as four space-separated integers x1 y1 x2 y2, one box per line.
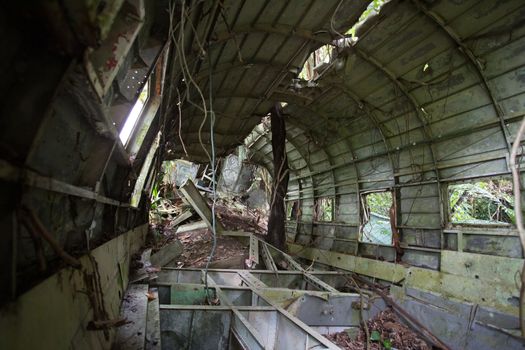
124 44 170 207
121 43 170 161
359 190 394 246
298 44 334 81
130 131 161 208
119 77 151 146
445 177 515 228
314 197 334 222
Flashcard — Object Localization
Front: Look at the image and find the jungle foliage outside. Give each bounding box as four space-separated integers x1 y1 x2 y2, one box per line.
366 191 392 217
448 179 515 225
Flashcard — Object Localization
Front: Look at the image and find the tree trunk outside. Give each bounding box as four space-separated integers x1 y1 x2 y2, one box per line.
267 103 289 251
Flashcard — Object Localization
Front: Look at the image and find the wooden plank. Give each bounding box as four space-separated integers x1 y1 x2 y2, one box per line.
176 220 208 233
170 209 192 227
115 284 149 350
145 289 161 350
150 241 183 267
179 180 225 233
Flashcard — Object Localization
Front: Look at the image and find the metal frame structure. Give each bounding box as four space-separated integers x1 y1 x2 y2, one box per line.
152 268 383 350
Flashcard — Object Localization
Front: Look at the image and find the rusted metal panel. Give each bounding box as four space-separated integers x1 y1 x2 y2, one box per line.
61 0 126 46
84 0 145 99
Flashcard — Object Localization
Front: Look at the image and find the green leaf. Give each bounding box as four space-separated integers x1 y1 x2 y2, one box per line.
367 191 392 217
370 330 381 342
383 339 392 349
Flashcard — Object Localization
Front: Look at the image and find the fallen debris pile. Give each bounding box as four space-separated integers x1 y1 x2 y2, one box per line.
150 196 188 224
325 308 431 350
145 179 266 270
175 227 248 268
215 197 267 235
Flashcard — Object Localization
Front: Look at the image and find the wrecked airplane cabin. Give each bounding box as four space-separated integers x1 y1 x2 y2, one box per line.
3 0 525 349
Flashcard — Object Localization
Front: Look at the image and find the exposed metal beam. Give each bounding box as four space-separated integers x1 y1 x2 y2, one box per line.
350 45 445 226
211 23 334 47
411 0 513 156
194 60 290 81
215 0 343 146
0 159 128 207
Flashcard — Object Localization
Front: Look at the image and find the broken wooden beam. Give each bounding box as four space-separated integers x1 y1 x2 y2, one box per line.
176 220 208 233
179 179 225 233
170 209 192 227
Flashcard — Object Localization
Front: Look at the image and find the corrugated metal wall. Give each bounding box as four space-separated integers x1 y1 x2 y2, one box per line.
247 0 525 270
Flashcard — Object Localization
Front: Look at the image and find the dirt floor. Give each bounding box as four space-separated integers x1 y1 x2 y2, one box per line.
325 308 431 350
174 227 248 268
174 197 268 268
